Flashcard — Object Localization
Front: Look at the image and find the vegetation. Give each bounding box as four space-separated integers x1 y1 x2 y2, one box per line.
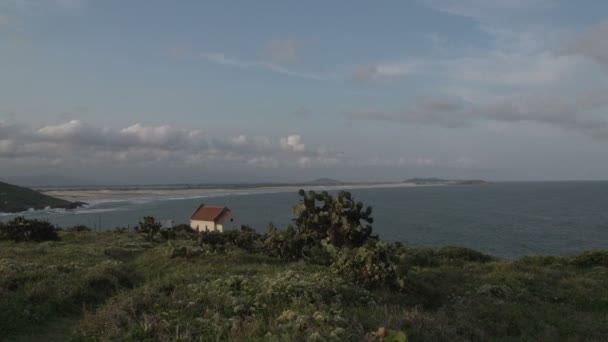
0 216 59 242
0 181 84 213
135 216 162 241
293 190 375 248
0 191 607 341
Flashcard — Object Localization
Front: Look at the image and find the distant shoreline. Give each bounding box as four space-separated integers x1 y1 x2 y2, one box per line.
43 182 428 203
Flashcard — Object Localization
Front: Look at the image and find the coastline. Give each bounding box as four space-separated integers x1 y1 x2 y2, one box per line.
42 182 426 203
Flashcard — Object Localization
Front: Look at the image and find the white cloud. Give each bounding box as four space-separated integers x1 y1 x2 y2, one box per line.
280 134 306 152
232 134 248 145
1 120 348 171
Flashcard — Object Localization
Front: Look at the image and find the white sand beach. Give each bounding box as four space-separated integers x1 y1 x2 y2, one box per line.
44 182 423 203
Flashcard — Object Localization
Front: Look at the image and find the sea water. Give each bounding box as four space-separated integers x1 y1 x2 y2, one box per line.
2 182 607 259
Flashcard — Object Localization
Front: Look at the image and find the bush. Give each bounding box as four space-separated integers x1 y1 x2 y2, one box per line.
173 224 195 234
331 241 404 289
135 216 161 241
198 230 228 245
169 245 206 258
435 246 494 263
159 227 176 240
263 224 307 260
518 255 567 266
75 270 374 341
570 251 608 267
65 225 92 232
398 246 494 269
0 217 59 242
223 226 264 252
113 226 128 233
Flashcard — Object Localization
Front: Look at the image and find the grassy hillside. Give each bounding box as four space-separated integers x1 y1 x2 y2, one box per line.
0 181 83 213
1 231 607 341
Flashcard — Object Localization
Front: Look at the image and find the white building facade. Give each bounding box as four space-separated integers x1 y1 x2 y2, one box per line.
190 205 240 232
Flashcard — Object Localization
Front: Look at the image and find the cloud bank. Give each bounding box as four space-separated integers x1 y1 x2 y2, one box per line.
0 120 347 170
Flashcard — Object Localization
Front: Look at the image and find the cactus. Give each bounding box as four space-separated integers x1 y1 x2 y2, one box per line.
135 216 162 241
291 190 376 248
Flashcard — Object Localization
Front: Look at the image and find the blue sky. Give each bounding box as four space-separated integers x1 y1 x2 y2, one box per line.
1 0 608 184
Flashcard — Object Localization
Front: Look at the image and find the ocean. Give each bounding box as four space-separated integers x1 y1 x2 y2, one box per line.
2 181 607 259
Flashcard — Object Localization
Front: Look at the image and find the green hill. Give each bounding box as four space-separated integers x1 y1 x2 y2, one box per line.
0 181 84 213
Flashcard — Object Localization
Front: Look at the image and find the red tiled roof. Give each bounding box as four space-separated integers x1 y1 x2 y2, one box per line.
215 210 231 224
190 205 230 222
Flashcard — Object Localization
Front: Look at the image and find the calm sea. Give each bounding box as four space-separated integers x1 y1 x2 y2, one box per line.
2 182 607 259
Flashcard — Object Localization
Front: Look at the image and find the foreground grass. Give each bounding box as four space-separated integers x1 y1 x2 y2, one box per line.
1 232 607 341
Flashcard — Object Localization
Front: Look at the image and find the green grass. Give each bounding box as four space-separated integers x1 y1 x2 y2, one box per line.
1 232 607 341
0 181 81 213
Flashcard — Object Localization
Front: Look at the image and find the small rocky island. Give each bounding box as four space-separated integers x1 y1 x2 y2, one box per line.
0 181 85 213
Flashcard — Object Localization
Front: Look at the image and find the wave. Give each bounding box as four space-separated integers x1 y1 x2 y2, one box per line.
0 203 126 218
73 207 126 215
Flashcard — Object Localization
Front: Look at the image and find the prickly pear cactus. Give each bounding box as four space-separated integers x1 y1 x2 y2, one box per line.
292 190 375 248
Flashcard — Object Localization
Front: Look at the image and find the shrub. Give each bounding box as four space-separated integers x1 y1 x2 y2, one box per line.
65 225 92 232
331 241 404 289
75 270 374 341
570 251 608 267
113 226 128 233
435 246 494 263
173 224 195 234
198 230 228 245
169 245 206 258
157 224 199 240
159 227 176 240
263 224 307 260
223 226 264 252
518 255 567 266
0 217 59 242
135 216 161 241
398 246 494 269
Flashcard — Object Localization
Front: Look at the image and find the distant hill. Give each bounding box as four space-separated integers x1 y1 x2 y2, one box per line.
0 181 85 213
306 178 344 185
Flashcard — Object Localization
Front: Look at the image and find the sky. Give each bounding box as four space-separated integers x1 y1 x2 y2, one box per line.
1 0 608 184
